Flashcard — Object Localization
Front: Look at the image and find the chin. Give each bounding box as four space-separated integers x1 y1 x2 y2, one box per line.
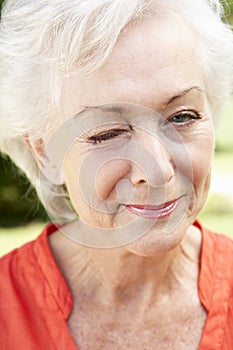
125 222 188 257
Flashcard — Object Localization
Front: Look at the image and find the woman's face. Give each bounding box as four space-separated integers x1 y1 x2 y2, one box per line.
54 15 215 253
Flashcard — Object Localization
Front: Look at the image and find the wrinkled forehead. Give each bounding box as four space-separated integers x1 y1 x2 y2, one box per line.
60 14 203 120
89 15 200 88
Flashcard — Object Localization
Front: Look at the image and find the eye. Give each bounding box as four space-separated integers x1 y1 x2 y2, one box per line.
88 128 129 144
168 111 201 126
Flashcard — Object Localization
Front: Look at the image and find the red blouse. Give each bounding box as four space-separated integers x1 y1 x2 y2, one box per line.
0 222 232 349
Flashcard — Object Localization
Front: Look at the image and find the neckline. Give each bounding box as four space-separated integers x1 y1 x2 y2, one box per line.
34 221 232 349
36 220 209 318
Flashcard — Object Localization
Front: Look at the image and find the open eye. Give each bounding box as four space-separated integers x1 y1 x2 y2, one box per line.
168 111 201 126
88 129 129 144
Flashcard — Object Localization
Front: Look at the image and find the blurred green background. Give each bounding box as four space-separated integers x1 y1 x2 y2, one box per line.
0 0 233 256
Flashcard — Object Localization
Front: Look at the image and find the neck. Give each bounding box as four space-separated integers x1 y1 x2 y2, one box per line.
49 224 201 307
84 248 178 303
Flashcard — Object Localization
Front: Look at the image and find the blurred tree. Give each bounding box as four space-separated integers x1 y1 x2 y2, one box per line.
223 0 233 25
0 156 48 226
0 0 3 13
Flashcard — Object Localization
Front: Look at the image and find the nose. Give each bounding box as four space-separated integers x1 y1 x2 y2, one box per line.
129 133 175 187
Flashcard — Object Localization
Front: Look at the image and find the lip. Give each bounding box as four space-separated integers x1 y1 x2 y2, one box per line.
124 199 179 219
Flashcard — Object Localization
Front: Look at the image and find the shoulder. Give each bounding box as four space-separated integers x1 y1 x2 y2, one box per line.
0 225 49 296
197 222 233 348
0 223 63 307
197 221 233 288
0 224 73 349
0 223 72 318
196 220 233 258
197 220 233 307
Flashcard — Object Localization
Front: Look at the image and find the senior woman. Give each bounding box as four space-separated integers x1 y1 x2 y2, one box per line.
0 0 233 349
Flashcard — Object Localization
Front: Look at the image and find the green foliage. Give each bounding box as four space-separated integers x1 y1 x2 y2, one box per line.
222 0 233 25
0 156 48 227
0 0 4 13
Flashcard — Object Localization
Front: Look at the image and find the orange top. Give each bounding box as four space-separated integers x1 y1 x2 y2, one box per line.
0 221 232 350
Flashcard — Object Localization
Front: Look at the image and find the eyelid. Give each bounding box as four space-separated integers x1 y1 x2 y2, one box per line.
170 109 200 117
87 127 131 144
168 109 201 122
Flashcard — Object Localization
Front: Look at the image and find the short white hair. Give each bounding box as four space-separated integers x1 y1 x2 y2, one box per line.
0 0 233 217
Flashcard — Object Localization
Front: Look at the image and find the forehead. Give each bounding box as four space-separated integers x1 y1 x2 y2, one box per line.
62 14 204 115
102 15 198 78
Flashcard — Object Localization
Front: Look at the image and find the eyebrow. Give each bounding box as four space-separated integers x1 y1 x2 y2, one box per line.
164 86 205 106
82 105 124 114
79 86 205 115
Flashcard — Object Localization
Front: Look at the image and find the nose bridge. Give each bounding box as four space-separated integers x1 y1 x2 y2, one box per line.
130 130 175 186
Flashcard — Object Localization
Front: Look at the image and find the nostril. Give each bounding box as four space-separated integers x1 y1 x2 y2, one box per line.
138 179 146 184
130 158 175 187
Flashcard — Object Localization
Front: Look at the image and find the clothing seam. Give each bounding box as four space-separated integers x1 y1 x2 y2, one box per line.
31 240 64 350
32 233 78 350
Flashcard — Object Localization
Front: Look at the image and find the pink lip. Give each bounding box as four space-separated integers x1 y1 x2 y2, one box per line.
125 199 179 219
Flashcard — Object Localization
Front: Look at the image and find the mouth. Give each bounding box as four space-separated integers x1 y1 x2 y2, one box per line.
124 199 180 219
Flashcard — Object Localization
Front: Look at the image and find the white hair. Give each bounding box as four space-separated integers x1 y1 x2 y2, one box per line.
0 0 233 218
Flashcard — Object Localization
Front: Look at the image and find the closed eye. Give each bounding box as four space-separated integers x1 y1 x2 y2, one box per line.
88 128 129 144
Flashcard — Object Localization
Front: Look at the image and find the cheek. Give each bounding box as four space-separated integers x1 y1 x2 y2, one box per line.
192 154 212 192
95 160 131 200
188 133 214 192
62 154 82 207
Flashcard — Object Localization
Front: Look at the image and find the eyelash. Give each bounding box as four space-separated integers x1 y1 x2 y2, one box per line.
88 128 129 144
87 111 200 144
168 110 201 127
